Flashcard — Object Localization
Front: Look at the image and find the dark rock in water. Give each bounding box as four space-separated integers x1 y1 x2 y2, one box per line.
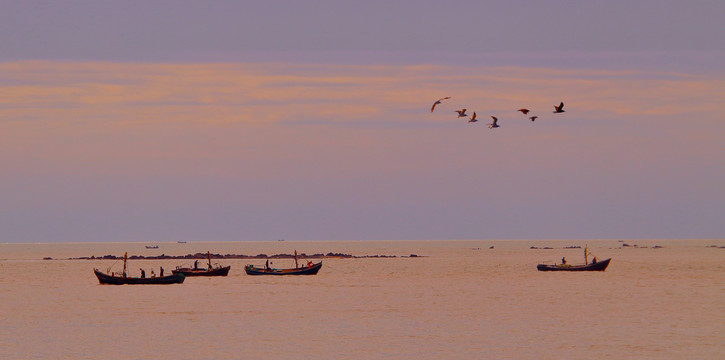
564 246 581 249
409 254 418 257
326 252 354 258
43 257 53 260
652 245 663 249
489 246 494 249
622 243 631 247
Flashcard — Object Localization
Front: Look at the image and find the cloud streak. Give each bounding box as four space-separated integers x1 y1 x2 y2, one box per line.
2 61 723 126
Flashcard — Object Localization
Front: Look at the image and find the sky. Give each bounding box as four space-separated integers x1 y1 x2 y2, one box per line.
1 1 724 242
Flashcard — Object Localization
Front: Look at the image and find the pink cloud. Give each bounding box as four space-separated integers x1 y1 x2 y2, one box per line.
2 61 722 127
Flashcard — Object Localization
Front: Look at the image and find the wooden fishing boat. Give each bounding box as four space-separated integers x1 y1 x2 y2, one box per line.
93 252 185 284
537 258 611 271
245 251 321 275
172 251 231 277
537 246 611 272
94 269 185 284
245 261 322 275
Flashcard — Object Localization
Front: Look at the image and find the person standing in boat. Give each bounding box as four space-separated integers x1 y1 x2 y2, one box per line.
561 257 567 265
194 260 198 270
265 259 270 270
140 269 146 278
160 266 164 276
592 257 597 264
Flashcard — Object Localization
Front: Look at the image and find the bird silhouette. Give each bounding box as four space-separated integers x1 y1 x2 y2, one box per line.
468 112 478 123
518 109 530 115
553 102 565 113
488 116 499 129
430 97 451 112
454 109 468 118
529 116 538 122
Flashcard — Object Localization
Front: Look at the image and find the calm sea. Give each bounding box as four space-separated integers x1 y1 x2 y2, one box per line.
1 239 723 359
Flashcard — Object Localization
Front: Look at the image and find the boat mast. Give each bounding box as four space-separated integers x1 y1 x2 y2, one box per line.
294 250 298 268
123 252 128 277
584 246 588 265
207 251 212 269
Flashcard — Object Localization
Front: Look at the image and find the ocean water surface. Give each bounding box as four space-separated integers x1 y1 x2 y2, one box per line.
1 239 723 359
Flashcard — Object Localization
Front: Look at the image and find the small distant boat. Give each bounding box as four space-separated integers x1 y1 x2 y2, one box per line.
172 251 231 277
245 250 321 275
145 245 159 249
177 241 187 244
537 258 611 272
537 246 611 272
94 252 185 285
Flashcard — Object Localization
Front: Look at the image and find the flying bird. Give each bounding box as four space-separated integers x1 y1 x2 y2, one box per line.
488 116 499 129
529 116 538 122
518 108 530 115
553 102 565 113
454 109 468 118
468 112 478 123
430 97 451 112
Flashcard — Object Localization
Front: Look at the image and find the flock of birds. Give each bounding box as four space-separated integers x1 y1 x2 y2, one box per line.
431 97 566 129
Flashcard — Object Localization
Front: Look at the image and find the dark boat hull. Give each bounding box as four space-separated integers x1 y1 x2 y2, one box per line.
94 269 185 284
245 262 322 275
172 266 231 277
537 258 611 272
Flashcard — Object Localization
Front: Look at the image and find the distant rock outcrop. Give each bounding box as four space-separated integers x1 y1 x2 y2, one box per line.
65 251 407 260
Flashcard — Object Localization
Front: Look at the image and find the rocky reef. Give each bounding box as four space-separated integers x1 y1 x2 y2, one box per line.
56 251 420 260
